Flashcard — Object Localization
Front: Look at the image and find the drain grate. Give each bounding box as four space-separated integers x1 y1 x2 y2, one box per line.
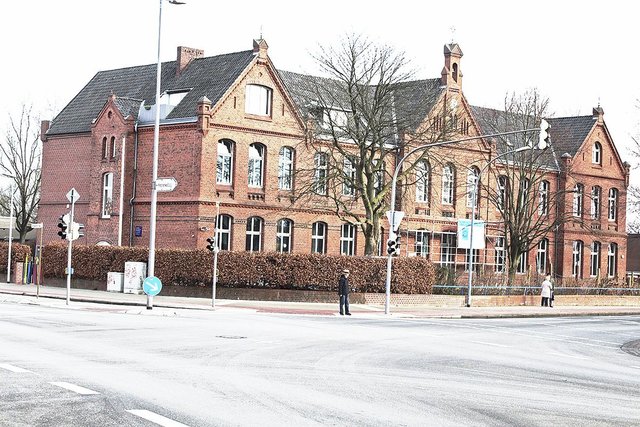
216 335 247 340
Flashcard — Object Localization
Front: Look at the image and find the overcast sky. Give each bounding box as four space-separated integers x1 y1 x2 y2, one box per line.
2 1 639 175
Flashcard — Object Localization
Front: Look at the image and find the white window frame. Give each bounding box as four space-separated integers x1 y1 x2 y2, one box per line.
311 221 327 254
276 218 293 253
442 164 454 205
608 188 618 221
440 233 456 266
538 180 549 216
592 142 602 164
590 241 601 277
245 216 262 252
495 236 505 273
278 147 293 190
215 214 232 251
516 250 528 274
340 223 356 256
342 156 356 196
498 175 507 210
607 243 618 278
415 161 430 203
248 143 264 188
415 230 430 258
573 184 583 217
245 84 272 116
572 240 583 278
101 172 113 219
217 139 233 185
313 152 328 195
591 186 601 219
536 238 548 275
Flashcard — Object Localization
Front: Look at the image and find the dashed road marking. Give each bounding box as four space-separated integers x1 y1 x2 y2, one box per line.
50 382 100 395
546 351 591 360
471 340 510 348
127 410 190 427
0 363 32 373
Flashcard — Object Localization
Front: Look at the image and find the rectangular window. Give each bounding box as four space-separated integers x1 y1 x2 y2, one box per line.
572 241 583 278
311 222 327 254
536 239 548 275
276 219 292 253
442 166 454 205
608 188 618 221
590 241 601 277
464 249 479 272
538 181 549 216
591 186 601 219
245 84 272 116
440 233 456 266
314 153 328 195
278 147 293 190
516 250 527 274
495 236 505 273
101 173 113 218
217 140 233 185
607 243 617 277
245 217 262 252
340 224 355 256
573 184 583 217
415 231 430 258
342 157 356 196
216 215 232 251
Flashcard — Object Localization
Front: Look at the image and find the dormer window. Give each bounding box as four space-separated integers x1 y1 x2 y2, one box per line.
592 142 602 164
245 84 272 116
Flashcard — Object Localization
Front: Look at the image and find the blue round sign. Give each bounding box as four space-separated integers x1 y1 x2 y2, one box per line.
143 276 162 296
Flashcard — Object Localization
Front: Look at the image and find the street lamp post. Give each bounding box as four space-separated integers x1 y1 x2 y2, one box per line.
465 145 532 307
384 126 545 315
6 180 14 283
147 0 184 310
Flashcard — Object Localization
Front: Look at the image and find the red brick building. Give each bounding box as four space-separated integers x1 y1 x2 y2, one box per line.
39 39 629 283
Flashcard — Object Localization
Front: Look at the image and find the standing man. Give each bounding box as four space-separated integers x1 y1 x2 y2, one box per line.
338 269 351 315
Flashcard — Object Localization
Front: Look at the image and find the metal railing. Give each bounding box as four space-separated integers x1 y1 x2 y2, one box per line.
432 285 640 296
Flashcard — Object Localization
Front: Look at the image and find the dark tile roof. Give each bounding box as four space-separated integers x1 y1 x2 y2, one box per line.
47 50 256 135
113 97 143 121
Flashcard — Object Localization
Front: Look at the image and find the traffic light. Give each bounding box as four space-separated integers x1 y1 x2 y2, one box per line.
206 236 216 252
539 119 550 150
57 214 69 240
387 231 399 256
68 222 85 241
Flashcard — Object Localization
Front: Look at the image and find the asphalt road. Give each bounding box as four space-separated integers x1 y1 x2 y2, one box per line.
1 301 639 426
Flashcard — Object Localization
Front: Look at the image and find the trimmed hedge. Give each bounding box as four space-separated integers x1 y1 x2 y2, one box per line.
42 244 435 294
0 243 33 273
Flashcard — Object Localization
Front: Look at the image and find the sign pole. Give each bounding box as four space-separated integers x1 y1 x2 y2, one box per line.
66 189 76 305
212 201 220 308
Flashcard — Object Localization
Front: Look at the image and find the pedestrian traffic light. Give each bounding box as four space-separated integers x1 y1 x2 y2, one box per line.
387 231 398 256
206 236 216 252
57 214 69 240
539 119 550 150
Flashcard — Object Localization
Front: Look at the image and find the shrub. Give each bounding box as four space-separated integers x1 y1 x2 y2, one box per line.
0 243 33 273
41 244 436 294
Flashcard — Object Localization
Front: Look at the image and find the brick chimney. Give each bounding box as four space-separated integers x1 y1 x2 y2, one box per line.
176 46 204 76
40 120 50 142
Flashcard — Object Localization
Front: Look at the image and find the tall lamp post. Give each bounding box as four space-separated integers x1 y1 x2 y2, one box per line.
147 0 184 310
6 179 14 283
384 123 548 315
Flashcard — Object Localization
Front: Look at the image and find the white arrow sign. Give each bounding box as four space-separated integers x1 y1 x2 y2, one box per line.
155 177 178 192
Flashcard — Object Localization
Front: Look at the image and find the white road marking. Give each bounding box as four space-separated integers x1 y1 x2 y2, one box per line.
546 351 591 361
127 410 190 427
49 382 99 395
631 366 640 370
0 363 32 373
471 340 510 348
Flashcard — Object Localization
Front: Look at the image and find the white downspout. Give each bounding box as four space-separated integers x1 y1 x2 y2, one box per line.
118 135 126 246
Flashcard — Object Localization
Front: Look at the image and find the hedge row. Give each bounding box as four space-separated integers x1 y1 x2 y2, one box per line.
0 243 34 273
41 244 435 294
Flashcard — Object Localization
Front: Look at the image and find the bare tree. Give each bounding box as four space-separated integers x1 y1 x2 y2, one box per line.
1 105 42 243
286 35 455 255
476 90 575 284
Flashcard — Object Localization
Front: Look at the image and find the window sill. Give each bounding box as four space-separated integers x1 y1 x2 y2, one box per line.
245 113 272 122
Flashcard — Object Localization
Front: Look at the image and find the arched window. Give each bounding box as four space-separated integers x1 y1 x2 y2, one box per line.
608 188 618 221
573 184 584 217
313 152 328 195
592 142 602 164
498 175 508 209
442 164 455 205
572 240 583 278
245 84 272 116
590 241 601 277
340 223 356 256
416 161 430 203
217 139 234 185
215 214 232 251
342 156 356 196
276 218 293 253
248 143 265 188
101 137 108 159
101 173 113 218
110 136 117 159
466 167 479 208
536 238 548 274
591 186 601 219
245 216 263 252
311 221 327 254
607 243 618 277
452 63 458 82
538 180 550 215
278 147 294 190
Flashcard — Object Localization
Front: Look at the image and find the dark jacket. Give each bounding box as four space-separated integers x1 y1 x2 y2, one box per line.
338 274 349 296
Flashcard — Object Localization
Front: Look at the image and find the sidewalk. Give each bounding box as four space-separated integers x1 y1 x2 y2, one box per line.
2 282 640 319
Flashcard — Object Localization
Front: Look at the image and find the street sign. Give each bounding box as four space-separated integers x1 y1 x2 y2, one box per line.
155 177 178 192
385 210 405 232
31 223 43 229
143 276 162 296
66 188 80 204
457 219 486 249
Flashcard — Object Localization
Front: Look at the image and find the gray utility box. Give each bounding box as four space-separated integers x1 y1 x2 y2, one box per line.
123 262 147 294
107 272 124 292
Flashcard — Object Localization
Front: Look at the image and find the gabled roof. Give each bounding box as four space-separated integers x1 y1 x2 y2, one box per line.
47 50 256 136
113 97 143 121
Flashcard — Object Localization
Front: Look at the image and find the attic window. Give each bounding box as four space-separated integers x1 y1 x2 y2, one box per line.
245 84 272 116
592 142 602 164
160 90 189 107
